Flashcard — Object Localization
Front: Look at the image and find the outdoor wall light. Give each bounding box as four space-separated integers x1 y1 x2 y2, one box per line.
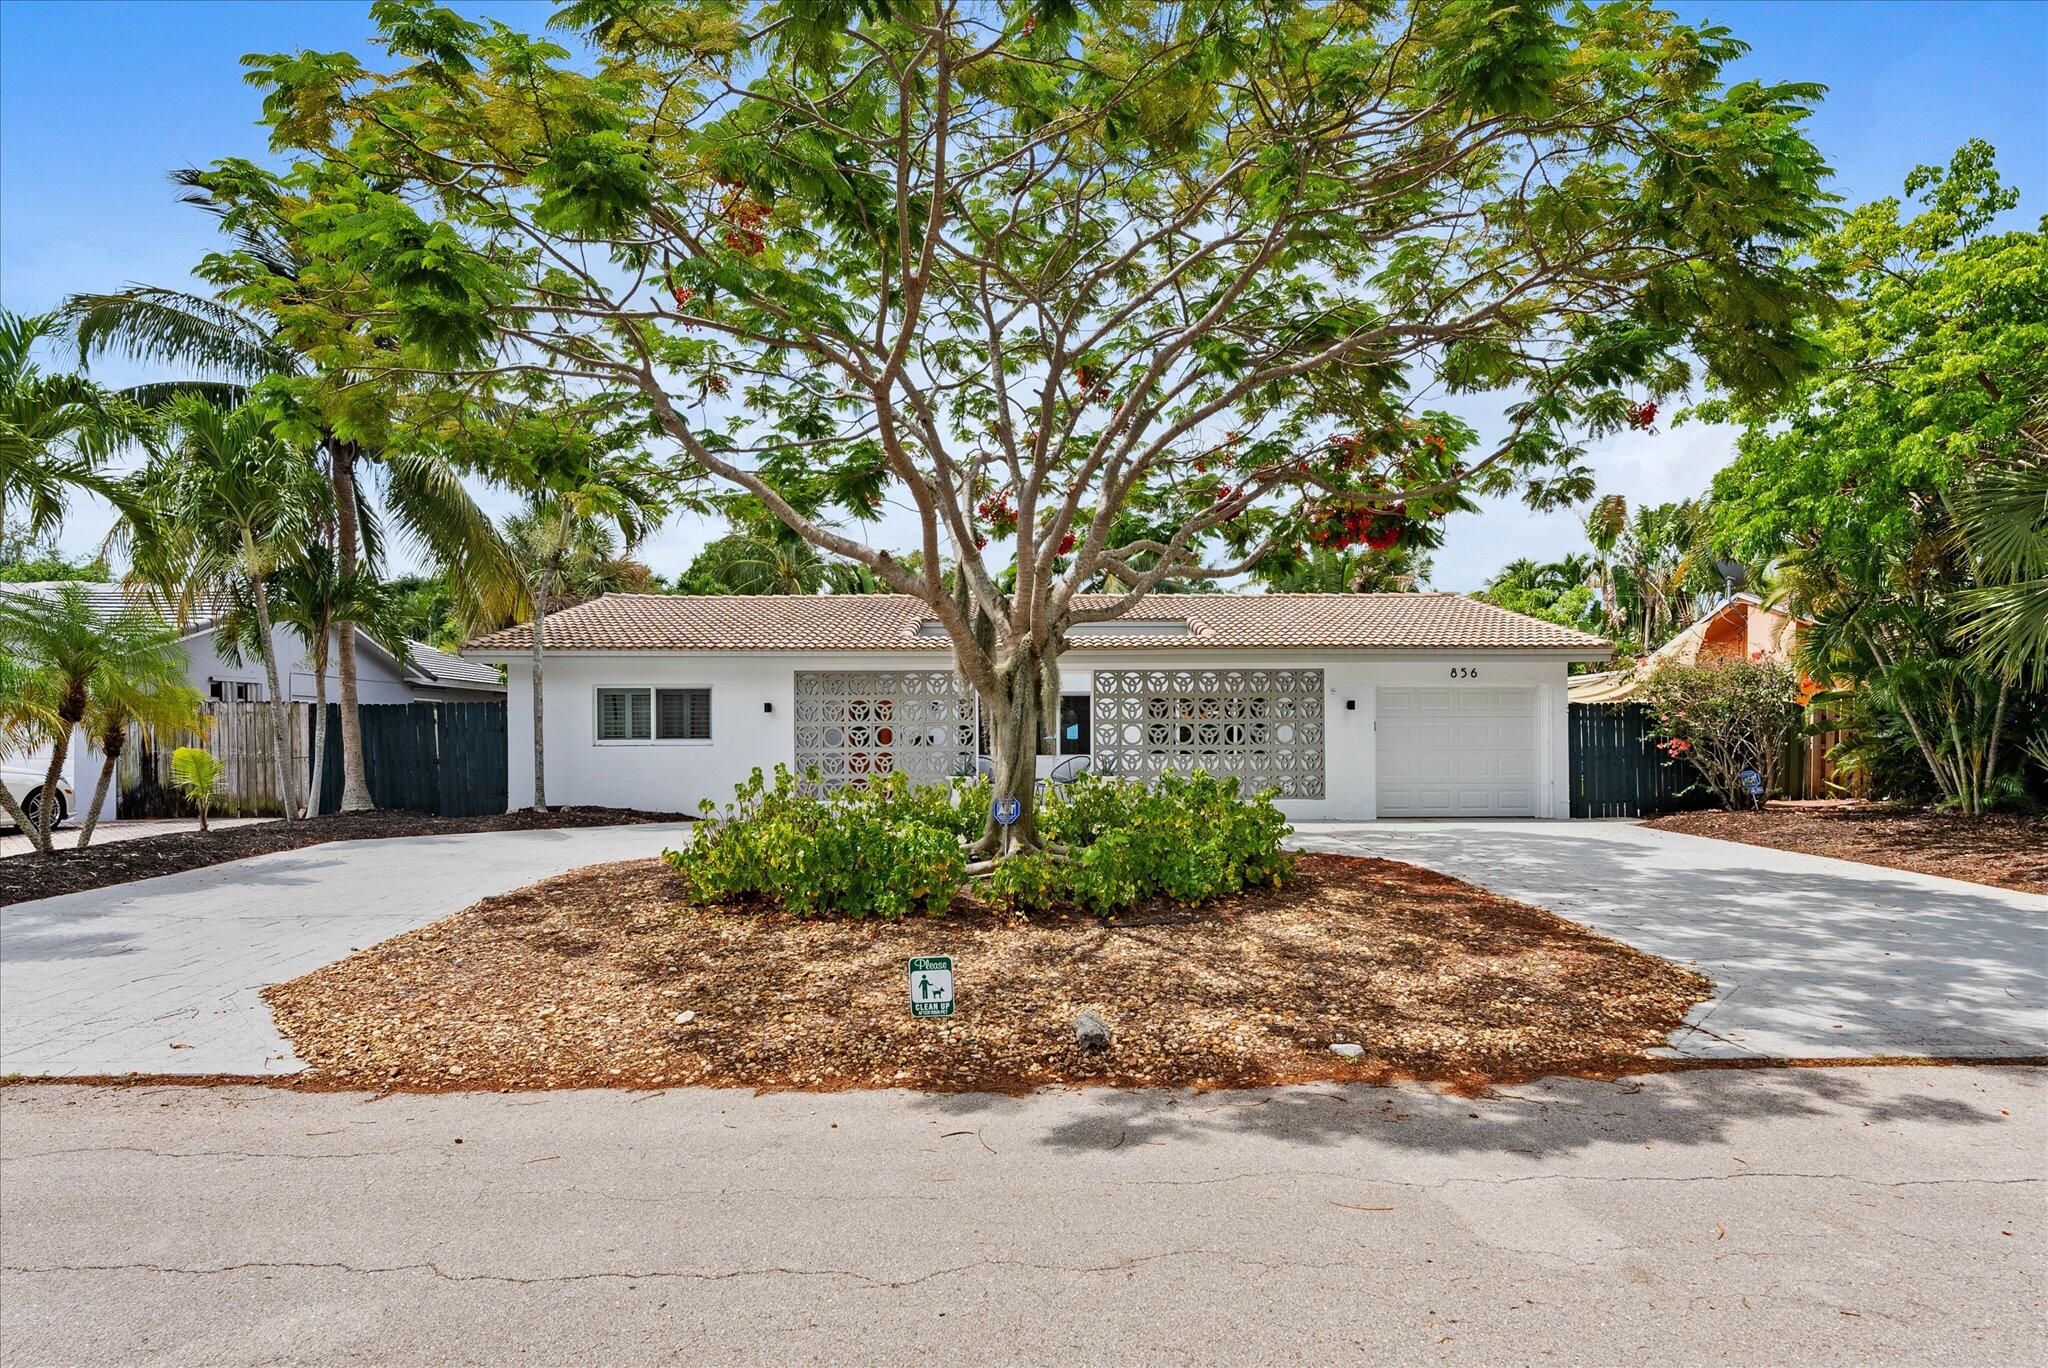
763 701 774 714
1345 699 1356 711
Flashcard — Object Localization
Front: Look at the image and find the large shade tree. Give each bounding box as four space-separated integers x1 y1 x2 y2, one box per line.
243 0 1831 855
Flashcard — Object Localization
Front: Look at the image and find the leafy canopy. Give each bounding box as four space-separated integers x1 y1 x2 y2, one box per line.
236 0 1831 697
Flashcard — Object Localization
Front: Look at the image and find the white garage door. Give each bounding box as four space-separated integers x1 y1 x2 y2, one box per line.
1376 687 1538 817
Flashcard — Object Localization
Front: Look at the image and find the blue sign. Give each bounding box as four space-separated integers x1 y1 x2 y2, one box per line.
1739 769 1764 797
992 796 1021 827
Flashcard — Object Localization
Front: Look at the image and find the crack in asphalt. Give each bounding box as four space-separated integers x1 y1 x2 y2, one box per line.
2 1249 1232 1290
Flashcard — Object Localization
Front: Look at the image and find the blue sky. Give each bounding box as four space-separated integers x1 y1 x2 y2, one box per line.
3 0 2043 587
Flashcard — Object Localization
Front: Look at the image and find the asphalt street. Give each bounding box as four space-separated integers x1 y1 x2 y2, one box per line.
2 1066 2041 1366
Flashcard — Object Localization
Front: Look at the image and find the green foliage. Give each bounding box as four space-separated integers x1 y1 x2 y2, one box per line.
666 767 975 920
170 746 225 824
1636 660 1803 810
665 768 1294 919
0 536 110 584
0 310 147 543
988 772 1295 914
1705 142 2043 565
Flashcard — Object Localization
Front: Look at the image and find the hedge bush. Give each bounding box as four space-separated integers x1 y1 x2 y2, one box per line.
664 767 1293 919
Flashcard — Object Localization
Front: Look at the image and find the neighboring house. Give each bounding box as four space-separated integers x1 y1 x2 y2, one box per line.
463 593 1611 821
1568 592 1817 704
1 581 503 823
1567 591 1843 798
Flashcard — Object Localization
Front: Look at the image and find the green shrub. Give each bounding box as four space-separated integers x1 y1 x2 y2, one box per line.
666 767 968 919
665 766 1295 919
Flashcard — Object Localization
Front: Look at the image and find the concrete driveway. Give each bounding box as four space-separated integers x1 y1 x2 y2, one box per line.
1293 820 2048 1060
3 1067 2040 1365
0 824 691 1077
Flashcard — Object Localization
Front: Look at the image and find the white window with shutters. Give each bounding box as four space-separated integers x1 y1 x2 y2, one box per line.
594 685 712 745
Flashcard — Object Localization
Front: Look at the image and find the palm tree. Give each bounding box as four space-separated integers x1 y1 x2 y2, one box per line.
1251 543 1434 593
0 585 180 852
0 310 145 545
1956 429 2048 687
67 168 520 813
74 659 205 850
0 640 59 838
214 546 405 817
502 461 666 812
125 398 326 825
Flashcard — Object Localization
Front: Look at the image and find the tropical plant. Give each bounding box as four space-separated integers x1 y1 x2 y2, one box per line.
1475 554 1605 639
213 545 407 818
0 310 145 545
1249 542 1434 594
123 398 327 824
75 665 206 849
169 746 224 834
1636 659 1803 810
669 766 1292 918
500 451 668 812
1704 146 2046 812
1955 433 2048 687
67 167 522 814
239 0 1831 861
0 584 185 851
1583 495 1734 655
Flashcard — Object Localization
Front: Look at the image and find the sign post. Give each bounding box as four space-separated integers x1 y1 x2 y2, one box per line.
909 956 955 1018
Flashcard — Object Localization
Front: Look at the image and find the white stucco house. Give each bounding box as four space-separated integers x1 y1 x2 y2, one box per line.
465 592 1611 821
2 581 503 825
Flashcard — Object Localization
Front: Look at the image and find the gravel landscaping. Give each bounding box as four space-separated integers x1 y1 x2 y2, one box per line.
1647 806 2048 894
0 808 692 907
264 852 1712 1094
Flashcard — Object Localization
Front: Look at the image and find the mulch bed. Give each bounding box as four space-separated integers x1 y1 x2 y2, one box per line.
1647 805 2048 895
0 808 690 907
264 853 1714 1095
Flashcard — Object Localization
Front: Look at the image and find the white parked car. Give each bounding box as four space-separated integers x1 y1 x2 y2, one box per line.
1 762 71 833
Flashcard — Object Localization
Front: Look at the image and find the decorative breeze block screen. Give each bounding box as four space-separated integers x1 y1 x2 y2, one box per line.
1092 668 1325 797
793 670 974 790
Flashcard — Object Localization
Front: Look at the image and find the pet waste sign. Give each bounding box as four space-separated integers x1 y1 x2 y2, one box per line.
909 956 955 1018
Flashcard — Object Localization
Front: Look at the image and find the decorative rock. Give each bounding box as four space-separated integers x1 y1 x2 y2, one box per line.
1328 1043 1365 1059
1074 1010 1112 1052
675 1011 696 1025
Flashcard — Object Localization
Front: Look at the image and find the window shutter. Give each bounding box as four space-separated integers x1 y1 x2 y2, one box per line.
598 688 652 740
657 687 711 740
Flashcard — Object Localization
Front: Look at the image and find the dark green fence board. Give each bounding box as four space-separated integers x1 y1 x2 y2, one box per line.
1567 702 1714 819
313 701 507 817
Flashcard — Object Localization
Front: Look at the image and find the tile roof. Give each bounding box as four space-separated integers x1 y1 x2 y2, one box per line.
463 593 1611 656
404 640 506 689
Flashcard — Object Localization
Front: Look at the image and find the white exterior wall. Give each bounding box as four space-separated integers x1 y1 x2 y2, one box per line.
503 649 1579 820
178 626 421 706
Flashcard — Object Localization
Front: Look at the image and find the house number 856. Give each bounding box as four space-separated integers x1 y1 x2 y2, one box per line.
1449 666 1479 679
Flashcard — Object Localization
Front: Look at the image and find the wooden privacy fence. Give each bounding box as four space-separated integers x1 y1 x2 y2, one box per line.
1567 702 1713 819
311 701 508 818
116 701 314 818
116 700 507 819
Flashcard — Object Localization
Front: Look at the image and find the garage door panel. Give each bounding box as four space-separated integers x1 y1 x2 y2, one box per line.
1377 686 1540 817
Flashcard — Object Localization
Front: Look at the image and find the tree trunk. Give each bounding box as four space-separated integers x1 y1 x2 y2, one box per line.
331 440 374 812
247 575 297 825
975 645 1055 859
304 631 330 820
32 701 81 854
0 778 36 847
530 574 548 813
76 732 123 850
